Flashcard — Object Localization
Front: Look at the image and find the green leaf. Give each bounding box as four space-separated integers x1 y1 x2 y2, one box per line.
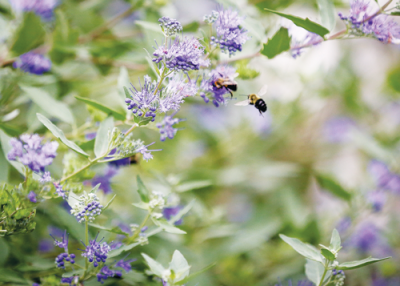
136 175 149 203
94 117 114 158
132 201 149 210
264 8 330 37
280 234 323 262
170 200 195 224
36 113 89 157
0 239 9 266
108 242 140 258
88 223 129 235
142 253 166 276
315 173 352 201
67 191 80 209
134 115 153 126
152 218 186 234
175 263 216 285
337 256 391 270
0 269 27 283
170 250 190 282
317 0 336 31
175 180 212 192
136 20 163 34
261 27 291 59
103 194 117 210
118 67 131 106
21 85 75 125
0 123 22 137
183 21 200 32
75 96 126 121
305 259 331 285
62 269 84 278
0 147 9 183
329 228 341 252
390 11 400 16
123 86 131 99
321 248 335 261
10 12 45 55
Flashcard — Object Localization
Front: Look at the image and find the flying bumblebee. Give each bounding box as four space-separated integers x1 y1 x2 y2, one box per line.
235 85 268 114
213 73 238 98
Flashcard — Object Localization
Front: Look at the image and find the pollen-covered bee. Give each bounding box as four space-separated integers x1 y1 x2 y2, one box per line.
213 74 238 98
235 84 268 115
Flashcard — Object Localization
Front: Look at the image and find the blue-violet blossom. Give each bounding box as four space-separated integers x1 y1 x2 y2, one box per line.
81 235 111 268
156 113 184 141
10 0 59 21
13 52 51 75
158 16 182 37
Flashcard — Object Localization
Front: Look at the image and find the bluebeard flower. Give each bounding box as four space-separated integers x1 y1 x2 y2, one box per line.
90 166 118 194
135 142 161 161
368 160 400 193
204 10 219 24
38 239 54 253
71 192 103 223
159 17 182 37
323 116 356 143
81 235 111 267
13 52 52 75
27 191 37 203
60 276 78 286
153 37 210 71
53 182 67 199
201 65 238 107
211 7 249 55
115 258 136 272
336 216 352 234
367 190 386 212
7 134 58 173
290 30 323 58
97 266 122 284
156 113 183 141
51 230 76 268
10 0 59 21
163 206 183 225
39 171 52 183
32 283 40 286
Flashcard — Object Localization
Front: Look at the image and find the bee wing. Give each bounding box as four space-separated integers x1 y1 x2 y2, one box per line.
235 100 250 106
257 84 268 97
232 73 239 78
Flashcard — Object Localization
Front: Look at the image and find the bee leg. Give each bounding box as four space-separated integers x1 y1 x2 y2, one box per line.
226 87 233 98
259 110 264 117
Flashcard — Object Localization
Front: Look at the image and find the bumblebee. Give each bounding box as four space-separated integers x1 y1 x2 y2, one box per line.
235 84 268 115
213 76 238 98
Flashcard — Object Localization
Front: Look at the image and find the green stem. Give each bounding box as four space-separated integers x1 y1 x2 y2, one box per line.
318 262 329 286
124 123 139 136
80 220 89 282
130 212 151 242
59 158 100 183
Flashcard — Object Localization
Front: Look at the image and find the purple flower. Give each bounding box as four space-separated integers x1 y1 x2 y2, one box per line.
13 52 51 75
32 283 40 286
368 160 400 193
201 65 238 106
115 258 136 272
27 191 37 203
7 134 58 173
90 166 118 194
211 7 249 55
163 206 183 225
60 276 78 286
158 16 182 36
53 182 67 199
153 37 210 71
156 113 183 141
81 235 111 267
323 116 356 143
51 230 76 268
367 190 386 212
38 239 54 253
290 29 323 58
336 216 352 234
39 171 52 183
10 0 59 21
135 142 161 161
97 266 122 284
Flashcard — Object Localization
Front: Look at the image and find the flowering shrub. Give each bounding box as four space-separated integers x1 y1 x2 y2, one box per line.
0 0 400 285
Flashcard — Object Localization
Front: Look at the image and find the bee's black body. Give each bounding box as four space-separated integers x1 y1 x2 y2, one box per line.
213 77 238 98
255 98 267 114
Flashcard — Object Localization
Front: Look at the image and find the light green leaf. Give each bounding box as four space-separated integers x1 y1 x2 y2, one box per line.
337 257 391 270
36 113 89 157
75 96 126 121
170 250 190 282
118 67 130 101
261 27 291 59
136 175 150 203
264 8 330 37
90 183 101 194
103 194 117 210
21 85 75 125
62 269 84 278
108 242 140 258
152 218 186 234
67 191 80 209
330 228 341 252
88 223 129 235
315 173 352 201
142 253 166 276
135 20 163 34
175 263 216 285
170 200 195 224
280 234 323 262
0 269 27 283
305 259 331 285
317 0 336 31
0 147 9 182
94 116 113 158
175 180 212 192
182 21 200 32
132 201 149 210
321 248 335 261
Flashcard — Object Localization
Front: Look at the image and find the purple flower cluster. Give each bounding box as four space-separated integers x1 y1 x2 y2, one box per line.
200 65 238 107
158 16 182 37
135 142 160 161
81 235 111 267
367 190 386 212
153 37 210 71
369 160 400 194
156 114 183 141
163 206 183 225
90 166 118 194
75 201 103 223
39 171 52 183
13 52 51 75
290 31 323 58
323 116 356 143
10 0 59 21
27 191 37 203
53 182 67 199
51 231 76 269
60 276 78 286
8 134 58 173
211 7 249 55
339 0 400 44
97 266 122 284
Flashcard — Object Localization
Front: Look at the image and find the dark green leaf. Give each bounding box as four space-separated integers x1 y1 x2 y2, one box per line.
0 147 9 182
36 113 89 157
108 242 140 258
134 116 152 126
94 117 114 158
0 269 27 283
280 234 323 262
337 257 391 270
317 0 336 31
261 27 291 59
183 21 200 32
136 175 149 203
0 123 22 136
390 11 400 16
321 248 335 260
175 263 216 285
315 173 352 201
10 13 45 55
0 239 9 266
264 8 330 37
75 96 126 121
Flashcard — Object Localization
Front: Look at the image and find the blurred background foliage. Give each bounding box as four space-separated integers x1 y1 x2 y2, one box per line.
1 0 400 285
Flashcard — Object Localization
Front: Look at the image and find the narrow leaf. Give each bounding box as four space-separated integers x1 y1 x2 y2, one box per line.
170 200 195 224
94 117 113 158
152 218 186 234
175 181 212 192
132 202 149 210
317 0 336 31
136 175 149 203
261 27 291 59
36 113 89 157
337 257 391 270
264 8 330 37
315 173 352 201
75 96 126 121
103 194 117 211
175 263 216 285
280 234 323 262
108 242 140 258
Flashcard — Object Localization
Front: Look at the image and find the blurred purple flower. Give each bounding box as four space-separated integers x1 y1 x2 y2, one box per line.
290 31 323 58
53 182 67 199
85 132 97 140
156 113 183 142
60 276 78 286
368 160 400 194
158 16 182 37
163 206 183 225
115 258 136 272
336 216 352 234
27 191 37 203
367 190 386 212
13 52 51 75
39 171 52 183
97 266 122 284
10 0 59 21
90 166 118 194
38 239 54 253
135 142 161 161
323 116 356 143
